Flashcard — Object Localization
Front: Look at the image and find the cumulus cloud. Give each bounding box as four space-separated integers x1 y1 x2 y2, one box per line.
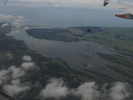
0 54 132 99
12 16 25 29
0 14 27 32
0 55 36 96
74 82 99 100
0 70 9 85
1 23 10 28
39 78 132 100
109 82 130 100
0 67 28 96
21 62 35 70
0 14 13 21
22 55 32 62
40 78 69 99
3 79 30 96
8 66 25 79
21 55 35 70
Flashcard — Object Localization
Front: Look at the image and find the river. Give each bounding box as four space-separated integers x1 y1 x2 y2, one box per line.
7 27 133 82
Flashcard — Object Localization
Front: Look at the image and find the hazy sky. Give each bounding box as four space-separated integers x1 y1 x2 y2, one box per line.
1 0 132 7
0 0 133 27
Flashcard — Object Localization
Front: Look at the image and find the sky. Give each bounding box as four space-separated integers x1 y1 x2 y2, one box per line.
1 0 132 7
0 0 132 27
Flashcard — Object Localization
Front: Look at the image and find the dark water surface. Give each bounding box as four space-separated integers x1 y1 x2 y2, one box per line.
7 28 131 81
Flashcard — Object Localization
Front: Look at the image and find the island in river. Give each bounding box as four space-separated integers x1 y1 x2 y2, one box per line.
0 23 133 100
26 27 133 52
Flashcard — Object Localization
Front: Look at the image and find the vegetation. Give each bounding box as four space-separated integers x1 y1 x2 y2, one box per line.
25 26 133 84
26 28 84 42
108 65 133 80
26 27 133 52
97 53 133 69
0 23 100 94
83 27 133 52
1 24 133 100
52 59 68 68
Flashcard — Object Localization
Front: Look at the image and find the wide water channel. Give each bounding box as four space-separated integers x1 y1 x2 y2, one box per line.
7 27 130 81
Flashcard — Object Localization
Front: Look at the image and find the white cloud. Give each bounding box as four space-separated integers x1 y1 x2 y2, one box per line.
8 66 25 79
21 55 35 70
22 55 32 62
40 78 69 99
39 79 132 100
0 14 27 32
0 55 37 96
11 79 21 86
21 62 35 70
1 23 10 27
74 82 99 100
3 79 30 96
109 82 130 100
0 54 132 99
0 70 9 85
0 14 13 21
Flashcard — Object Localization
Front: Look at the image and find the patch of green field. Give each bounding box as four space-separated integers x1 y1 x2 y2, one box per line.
108 65 133 80
83 27 133 52
52 58 68 68
97 53 133 69
88 70 113 83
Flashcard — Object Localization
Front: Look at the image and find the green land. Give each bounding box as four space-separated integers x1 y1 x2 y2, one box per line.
0 23 103 100
26 27 133 52
26 26 133 83
0 24 133 100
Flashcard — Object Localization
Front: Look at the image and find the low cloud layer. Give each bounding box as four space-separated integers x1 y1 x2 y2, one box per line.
109 82 130 100
8 66 25 79
74 82 99 100
0 14 25 28
0 70 9 85
40 79 131 100
0 54 132 100
1 23 10 28
40 78 69 99
0 14 29 33
21 62 35 70
0 55 35 96
3 79 30 96
22 55 32 62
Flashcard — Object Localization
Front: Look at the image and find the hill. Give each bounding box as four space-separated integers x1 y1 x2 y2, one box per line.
26 27 133 52
0 24 133 100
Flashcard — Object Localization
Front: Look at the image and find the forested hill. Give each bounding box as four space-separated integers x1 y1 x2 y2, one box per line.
26 27 133 52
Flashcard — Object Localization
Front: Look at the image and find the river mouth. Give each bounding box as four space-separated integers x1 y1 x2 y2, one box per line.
7 27 133 83
8 28 116 67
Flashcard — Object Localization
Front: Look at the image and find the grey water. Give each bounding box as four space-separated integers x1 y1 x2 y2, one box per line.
2 4 133 82
7 27 133 82
8 28 116 67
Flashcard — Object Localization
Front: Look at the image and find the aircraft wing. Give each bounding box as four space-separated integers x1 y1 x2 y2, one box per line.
104 0 133 19
0 90 17 100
